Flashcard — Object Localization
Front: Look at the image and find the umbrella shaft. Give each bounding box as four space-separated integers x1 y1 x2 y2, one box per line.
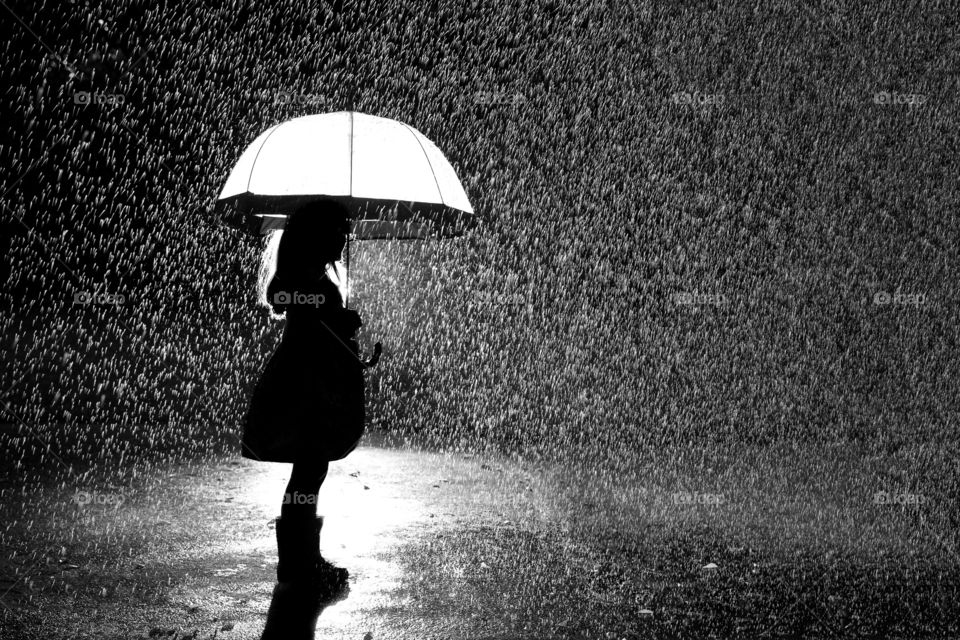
345 236 350 309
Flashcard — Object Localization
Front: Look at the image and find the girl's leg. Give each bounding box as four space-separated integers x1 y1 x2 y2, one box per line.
281 458 329 520
275 456 348 586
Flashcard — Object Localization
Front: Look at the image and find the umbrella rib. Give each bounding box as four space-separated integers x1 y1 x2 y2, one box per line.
246 123 283 194
402 123 445 206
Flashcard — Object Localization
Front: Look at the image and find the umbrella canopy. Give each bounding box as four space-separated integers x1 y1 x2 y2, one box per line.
216 111 476 239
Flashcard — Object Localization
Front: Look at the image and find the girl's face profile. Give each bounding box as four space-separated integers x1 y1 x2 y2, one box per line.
321 217 351 263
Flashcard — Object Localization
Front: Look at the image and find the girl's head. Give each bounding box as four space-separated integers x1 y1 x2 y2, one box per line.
256 199 352 315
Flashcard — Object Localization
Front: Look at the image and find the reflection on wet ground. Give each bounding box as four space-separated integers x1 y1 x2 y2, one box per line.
2 442 958 639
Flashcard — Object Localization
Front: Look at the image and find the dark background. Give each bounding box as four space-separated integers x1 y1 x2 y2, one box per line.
2 0 957 470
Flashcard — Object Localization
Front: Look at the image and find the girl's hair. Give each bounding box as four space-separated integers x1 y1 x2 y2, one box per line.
255 199 351 317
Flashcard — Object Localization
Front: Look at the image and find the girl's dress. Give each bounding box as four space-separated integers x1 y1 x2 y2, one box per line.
241 273 365 462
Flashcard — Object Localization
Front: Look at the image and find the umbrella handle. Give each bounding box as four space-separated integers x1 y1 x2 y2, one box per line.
362 341 382 369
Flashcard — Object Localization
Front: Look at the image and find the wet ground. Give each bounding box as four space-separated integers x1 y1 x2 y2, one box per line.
2 439 959 639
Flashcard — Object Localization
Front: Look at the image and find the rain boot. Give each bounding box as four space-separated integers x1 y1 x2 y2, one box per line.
275 516 349 590
314 516 349 588
275 516 314 584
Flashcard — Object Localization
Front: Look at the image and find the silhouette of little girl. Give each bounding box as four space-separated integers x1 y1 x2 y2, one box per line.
242 199 366 593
